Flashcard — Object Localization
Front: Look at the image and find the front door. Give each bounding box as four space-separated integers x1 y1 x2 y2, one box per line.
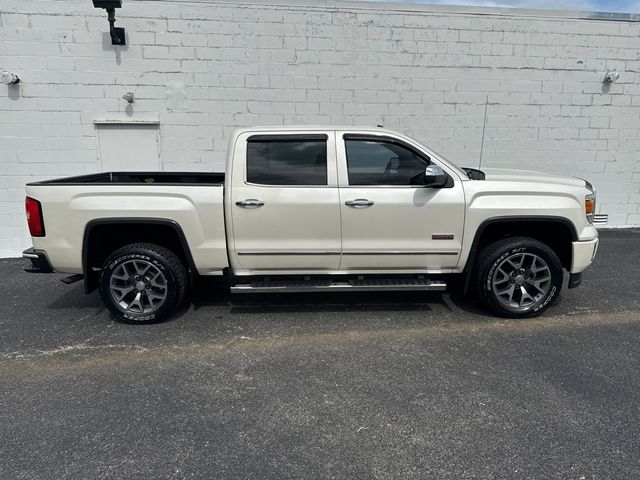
229 132 341 273
337 133 465 271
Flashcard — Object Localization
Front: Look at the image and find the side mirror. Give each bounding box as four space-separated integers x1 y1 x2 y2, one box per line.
423 164 450 188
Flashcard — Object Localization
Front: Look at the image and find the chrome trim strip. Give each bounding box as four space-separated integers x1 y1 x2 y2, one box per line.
238 250 459 256
243 181 334 188
343 185 428 189
342 251 459 255
238 251 340 256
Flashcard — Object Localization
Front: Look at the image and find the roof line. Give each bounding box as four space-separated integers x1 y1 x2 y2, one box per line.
159 0 640 23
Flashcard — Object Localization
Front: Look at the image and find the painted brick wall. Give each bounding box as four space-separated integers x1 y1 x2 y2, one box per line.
1 0 639 257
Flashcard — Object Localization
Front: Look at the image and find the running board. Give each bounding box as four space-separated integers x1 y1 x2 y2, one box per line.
230 278 447 294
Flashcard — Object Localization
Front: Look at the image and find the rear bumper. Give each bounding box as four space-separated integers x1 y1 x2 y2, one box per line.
22 248 54 273
570 237 599 274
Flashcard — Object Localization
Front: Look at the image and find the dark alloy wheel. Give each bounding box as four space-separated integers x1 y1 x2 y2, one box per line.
472 237 563 318
99 243 188 324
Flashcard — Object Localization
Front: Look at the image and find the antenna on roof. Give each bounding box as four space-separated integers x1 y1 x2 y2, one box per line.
478 93 489 170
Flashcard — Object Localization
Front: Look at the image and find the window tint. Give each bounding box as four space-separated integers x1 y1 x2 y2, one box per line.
345 139 429 186
247 138 327 186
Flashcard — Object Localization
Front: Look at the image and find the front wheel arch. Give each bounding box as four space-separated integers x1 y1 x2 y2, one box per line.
462 216 577 294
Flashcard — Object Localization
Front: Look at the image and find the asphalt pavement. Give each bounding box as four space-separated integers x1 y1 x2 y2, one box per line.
1 229 639 479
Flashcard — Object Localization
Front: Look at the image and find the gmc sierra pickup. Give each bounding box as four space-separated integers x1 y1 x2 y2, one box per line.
23 126 599 323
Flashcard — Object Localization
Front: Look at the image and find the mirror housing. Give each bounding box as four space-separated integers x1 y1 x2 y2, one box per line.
423 164 450 188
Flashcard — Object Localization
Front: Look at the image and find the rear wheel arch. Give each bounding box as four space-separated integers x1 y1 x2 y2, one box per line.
82 218 197 293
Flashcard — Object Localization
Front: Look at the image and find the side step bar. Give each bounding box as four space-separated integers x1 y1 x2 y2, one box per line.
230 278 447 294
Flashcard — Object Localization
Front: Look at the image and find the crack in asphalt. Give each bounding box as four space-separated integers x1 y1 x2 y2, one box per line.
0 343 150 360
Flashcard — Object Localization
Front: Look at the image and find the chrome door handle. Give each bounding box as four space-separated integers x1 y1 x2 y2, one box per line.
345 199 374 208
236 199 265 208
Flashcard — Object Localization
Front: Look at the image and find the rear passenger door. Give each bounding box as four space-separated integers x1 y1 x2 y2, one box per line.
229 132 342 273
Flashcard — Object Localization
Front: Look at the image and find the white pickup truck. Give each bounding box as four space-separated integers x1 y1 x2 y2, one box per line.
23 126 599 323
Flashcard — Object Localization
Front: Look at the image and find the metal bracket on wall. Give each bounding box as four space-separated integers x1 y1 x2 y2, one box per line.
92 0 126 46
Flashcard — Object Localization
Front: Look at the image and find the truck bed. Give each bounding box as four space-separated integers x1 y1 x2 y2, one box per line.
26 172 228 276
27 171 225 185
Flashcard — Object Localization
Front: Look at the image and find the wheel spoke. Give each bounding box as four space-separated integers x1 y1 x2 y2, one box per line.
495 285 516 304
110 259 168 316
125 292 143 313
492 251 552 311
146 289 165 303
112 285 135 302
496 284 516 304
133 261 150 276
506 257 522 271
494 267 511 285
525 277 549 293
530 258 548 274
124 262 135 279
149 271 165 288
519 286 536 306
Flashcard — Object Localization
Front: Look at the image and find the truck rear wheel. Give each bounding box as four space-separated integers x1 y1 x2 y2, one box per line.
99 243 188 324
472 237 562 318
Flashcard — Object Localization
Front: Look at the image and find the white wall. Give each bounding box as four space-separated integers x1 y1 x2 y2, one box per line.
1 0 639 257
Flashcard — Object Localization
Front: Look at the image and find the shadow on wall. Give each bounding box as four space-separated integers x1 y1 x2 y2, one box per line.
7 84 20 101
102 31 128 65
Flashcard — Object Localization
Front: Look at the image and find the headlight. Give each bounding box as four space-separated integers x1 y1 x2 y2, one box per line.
585 181 596 223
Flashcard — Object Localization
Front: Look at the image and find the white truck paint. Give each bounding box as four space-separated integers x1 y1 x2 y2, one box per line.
23 127 599 322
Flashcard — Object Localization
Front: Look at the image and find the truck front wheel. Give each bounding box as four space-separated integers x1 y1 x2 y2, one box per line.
99 243 188 324
472 237 563 318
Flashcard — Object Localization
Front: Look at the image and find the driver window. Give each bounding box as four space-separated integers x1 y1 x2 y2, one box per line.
345 138 429 186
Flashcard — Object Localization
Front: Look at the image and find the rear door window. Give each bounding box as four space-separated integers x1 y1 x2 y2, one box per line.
246 135 328 186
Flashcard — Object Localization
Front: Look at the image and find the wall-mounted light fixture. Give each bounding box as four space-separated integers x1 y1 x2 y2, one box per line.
92 0 126 46
604 70 620 83
0 71 20 85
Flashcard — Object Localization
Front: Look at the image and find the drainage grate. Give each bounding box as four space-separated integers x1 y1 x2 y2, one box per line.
594 214 608 225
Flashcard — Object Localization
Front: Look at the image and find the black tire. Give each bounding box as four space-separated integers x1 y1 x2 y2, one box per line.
99 243 188 324
471 237 563 318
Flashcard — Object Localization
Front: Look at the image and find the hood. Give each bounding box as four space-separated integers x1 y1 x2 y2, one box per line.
480 168 586 188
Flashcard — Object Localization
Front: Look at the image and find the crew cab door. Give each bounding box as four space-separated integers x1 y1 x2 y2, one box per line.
228 131 341 273
337 132 465 271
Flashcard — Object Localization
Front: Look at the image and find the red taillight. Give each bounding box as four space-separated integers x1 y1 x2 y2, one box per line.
25 197 45 237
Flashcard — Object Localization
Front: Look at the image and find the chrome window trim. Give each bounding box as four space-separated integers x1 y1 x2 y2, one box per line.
243 181 336 189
